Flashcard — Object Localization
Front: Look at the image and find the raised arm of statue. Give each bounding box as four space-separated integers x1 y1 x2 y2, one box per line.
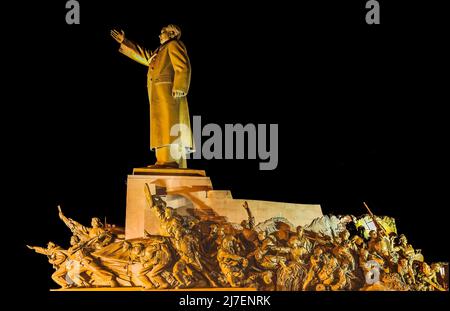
243 201 255 229
111 29 154 67
27 245 49 256
58 205 89 238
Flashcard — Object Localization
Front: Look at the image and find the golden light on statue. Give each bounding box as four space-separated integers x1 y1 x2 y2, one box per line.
28 25 449 292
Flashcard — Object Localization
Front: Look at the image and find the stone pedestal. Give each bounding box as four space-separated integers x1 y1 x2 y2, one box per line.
125 168 323 239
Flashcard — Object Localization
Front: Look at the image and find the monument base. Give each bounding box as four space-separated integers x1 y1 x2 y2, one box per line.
125 169 323 239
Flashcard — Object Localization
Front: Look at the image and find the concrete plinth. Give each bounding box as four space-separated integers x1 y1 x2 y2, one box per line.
125 169 323 239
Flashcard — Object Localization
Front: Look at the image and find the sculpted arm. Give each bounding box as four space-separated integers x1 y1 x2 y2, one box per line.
111 29 153 66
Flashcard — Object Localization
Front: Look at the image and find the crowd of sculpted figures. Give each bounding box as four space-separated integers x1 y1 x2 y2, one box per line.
28 189 447 291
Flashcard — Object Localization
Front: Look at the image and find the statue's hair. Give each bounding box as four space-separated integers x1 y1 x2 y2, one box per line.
91 217 103 227
165 24 182 40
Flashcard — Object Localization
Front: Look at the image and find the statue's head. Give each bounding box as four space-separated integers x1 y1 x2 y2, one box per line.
153 196 166 208
262 271 273 285
221 236 235 252
210 223 218 235
288 235 299 248
399 234 408 245
296 226 304 237
70 235 80 246
431 263 441 273
340 229 350 241
122 241 131 252
159 24 181 44
240 220 249 229
399 258 408 268
217 226 225 237
131 243 144 255
164 207 174 219
91 217 103 228
313 247 323 257
340 261 349 271
257 230 266 241
359 248 368 258
47 241 56 249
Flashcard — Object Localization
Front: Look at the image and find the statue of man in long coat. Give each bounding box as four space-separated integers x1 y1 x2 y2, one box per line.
111 25 193 168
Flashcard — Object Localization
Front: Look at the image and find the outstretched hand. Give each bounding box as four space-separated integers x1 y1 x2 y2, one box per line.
57 205 63 218
111 29 125 44
26 245 34 250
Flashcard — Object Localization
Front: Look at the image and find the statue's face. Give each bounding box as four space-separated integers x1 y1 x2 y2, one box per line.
314 247 323 256
431 264 440 272
258 231 266 241
360 248 368 258
342 230 350 240
47 242 55 249
288 236 299 247
122 242 131 252
91 218 99 227
159 27 170 44
400 235 407 244
131 246 141 256
70 236 79 246
210 225 218 234
164 208 173 219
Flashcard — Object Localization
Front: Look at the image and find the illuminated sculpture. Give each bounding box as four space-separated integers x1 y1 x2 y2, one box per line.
28 195 448 291
27 26 448 292
111 25 193 168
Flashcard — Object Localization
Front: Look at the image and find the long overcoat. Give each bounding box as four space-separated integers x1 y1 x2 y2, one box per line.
119 38 193 150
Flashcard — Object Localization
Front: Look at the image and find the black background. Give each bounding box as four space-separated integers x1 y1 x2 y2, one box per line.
6 0 448 309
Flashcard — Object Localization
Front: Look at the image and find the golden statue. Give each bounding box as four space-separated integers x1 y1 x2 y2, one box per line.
58 205 114 249
27 242 70 288
111 25 193 168
145 188 219 288
66 235 119 287
29 198 449 291
217 235 248 287
129 242 172 289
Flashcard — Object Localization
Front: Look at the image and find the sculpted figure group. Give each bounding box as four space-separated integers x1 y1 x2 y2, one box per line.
28 193 448 291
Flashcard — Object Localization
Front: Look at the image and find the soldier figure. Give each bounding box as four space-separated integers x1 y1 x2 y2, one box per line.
58 206 113 249
67 235 118 287
129 242 172 289
217 236 249 287
27 242 69 288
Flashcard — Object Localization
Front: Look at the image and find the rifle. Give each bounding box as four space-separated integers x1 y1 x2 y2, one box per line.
363 202 387 236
